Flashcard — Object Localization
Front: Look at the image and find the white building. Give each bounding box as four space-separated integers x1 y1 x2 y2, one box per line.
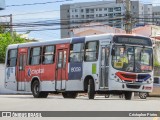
60 1 126 38
153 6 160 26
60 0 153 38
144 4 152 25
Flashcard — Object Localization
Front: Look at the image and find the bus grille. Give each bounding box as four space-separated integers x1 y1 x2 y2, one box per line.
126 84 141 89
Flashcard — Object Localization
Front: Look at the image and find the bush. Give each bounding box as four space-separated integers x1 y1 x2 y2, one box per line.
0 32 27 63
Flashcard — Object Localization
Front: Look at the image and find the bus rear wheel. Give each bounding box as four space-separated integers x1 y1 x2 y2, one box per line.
124 91 132 100
88 79 95 99
62 92 78 98
31 80 48 98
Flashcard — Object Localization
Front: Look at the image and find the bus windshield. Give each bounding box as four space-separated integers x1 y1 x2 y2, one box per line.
112 45 153 73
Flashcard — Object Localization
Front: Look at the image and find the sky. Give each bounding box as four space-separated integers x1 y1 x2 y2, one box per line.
0 0 159 41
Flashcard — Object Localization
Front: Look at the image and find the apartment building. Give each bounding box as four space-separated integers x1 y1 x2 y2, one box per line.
153 6 160 25
144 4 152 25
60 0 153 38
60 1 125 38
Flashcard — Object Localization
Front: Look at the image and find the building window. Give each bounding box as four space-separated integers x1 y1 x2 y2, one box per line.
42 46 55 64
85 41 99 61
99 14 102 17
104 8 107 11
99 8 102 11
81 9 83 12
108 8 113 12
81 15 84 18
68 10 69 12
7 49 17 67
96 14 98 17
75 9 77 12
114 13 121 16
90 9 94 13
70 43 84 62
132 6 134 9
108 13 113 18
104 14 108 16
90 15 94 18
115 19 121 23
114 7 121 11
30 47 41 65
86 9 89 13
75 15 78 18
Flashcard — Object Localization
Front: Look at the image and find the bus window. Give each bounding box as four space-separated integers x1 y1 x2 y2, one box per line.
63 51 66 68
112 46 152 72
29 47 41 65
70 43 84 62
58 51 63 68
42 45 55 64
85 41 99 61
7 49 17 67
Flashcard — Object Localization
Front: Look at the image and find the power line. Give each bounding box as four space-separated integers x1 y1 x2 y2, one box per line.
14 21 126 32
10 1 117 16
12 10 59 16
6 0 72 7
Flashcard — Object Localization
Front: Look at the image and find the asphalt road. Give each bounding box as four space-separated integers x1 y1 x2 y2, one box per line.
0 94 160 120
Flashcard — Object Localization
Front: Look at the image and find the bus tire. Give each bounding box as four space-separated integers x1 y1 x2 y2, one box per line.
62 92 78 99
124 91 132 100
88 79 95 99
139 92 148 99
105 94 110 98
31 80 48 98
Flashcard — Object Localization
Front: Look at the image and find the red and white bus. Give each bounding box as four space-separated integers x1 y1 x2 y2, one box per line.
5 34 153 100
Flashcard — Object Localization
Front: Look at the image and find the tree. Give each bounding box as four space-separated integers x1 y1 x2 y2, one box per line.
0 32 27 63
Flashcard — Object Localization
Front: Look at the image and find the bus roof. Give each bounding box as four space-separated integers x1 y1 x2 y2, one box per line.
7 33 151 49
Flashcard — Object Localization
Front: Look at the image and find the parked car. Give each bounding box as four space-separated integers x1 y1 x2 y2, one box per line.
149 76 160 96
139 76 160 99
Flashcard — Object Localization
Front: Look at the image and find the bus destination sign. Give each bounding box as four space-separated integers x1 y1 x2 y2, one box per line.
113 36 152 46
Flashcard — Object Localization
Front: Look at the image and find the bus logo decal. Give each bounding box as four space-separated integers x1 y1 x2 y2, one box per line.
27 68 44 76
28 68 31 76
69 63 82 80
71 67 81 72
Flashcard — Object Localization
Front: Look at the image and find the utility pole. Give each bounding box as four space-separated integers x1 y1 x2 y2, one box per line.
0 14 13 35
125 0 132 34
10 14 13 36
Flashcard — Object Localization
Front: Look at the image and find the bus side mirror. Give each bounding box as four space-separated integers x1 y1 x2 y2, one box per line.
111 48 115 56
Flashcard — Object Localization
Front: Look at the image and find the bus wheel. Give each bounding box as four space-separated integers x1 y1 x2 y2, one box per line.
31 80 48 98
62 92 78 99
105 94 110 98
124 91 132 100
88 79 95 99
139 92 147 99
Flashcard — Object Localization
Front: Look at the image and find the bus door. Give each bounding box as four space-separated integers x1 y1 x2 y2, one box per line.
100 45 110 89
17 49 27 91
56 49 68 90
